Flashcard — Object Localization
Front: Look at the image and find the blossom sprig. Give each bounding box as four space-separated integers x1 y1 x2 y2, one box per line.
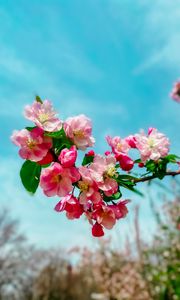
11 97 180 237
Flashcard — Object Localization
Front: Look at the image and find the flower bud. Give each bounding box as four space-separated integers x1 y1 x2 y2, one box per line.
58 146 77 167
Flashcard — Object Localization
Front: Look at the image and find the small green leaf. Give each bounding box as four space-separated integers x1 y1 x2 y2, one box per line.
44 128 65 139
145 160 157 173
163 154 180 163
20 160 41 194
117 174 137 181
134 159 142 163
35 95 43 104
117 179 144 197
53 138 73 155
26 126 36 131
82 155 94 166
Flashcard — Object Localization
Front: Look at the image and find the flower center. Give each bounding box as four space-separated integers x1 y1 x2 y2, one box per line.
148 138 155 148
73 130 84 138
52 174 62 183
78 181 89 192
39 113 49 123
117 142 122 151
27 139 37 149
106 164 116 177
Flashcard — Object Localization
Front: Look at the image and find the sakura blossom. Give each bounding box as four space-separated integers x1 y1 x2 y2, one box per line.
78 166 102 204
55 195 83 219
92 204 116 230
106 135 130 155
89 155 118 197
24 100 62 132
40 162 80 197
170 80 180 103
108 200 130 219
64 114 95 150
11 127 52 162
58 145 77 167
135 128 170 163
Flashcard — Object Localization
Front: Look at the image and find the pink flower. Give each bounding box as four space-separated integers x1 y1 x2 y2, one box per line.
108 200 130 219
106 135 130 155
40 162 80 197
78 166 102 204
115 153 134 171
89 155 118 197
92 222 104 237
24 100 62 132
54 195 83 219
135 128 170 163
170 80 180 103
58 146 77 167
64 114 95 150
11 127 52 162
93 204 116 229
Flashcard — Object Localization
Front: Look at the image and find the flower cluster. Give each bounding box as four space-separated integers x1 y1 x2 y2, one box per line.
11 97 179 237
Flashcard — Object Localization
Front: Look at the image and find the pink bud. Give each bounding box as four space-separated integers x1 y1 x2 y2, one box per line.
37 151 54 165
125 135 136 148
148 127 155 135
105 151 111 156
116 153 134 171
92 222 104 237
85 150 95 157
138 162 144 168
58 146 77 167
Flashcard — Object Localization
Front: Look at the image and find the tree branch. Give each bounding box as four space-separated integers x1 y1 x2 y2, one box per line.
133 170 180 184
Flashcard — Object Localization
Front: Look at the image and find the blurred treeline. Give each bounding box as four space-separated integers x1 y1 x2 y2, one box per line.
0 189 179 300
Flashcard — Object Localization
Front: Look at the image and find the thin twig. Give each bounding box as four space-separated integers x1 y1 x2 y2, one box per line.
133 170 180 184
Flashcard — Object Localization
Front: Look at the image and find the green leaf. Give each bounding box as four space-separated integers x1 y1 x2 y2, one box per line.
82 155 94 166
20 160 41 194
53 138 73 155
35 95 43 104
117 174 138 181
26 126 36 131
145 160 157 173
117 179 144 197
163 154 180 163
44 128 66 139
134 159 142 163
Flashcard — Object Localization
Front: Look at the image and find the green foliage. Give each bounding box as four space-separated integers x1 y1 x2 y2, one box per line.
82 154 94 166
45 128 73 155
26 126 36 131
35 95 43 103
145 155 179 180
20 160 41 194
116 174 144 197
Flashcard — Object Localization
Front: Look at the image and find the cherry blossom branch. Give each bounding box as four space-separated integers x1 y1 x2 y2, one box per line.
11 96 180 238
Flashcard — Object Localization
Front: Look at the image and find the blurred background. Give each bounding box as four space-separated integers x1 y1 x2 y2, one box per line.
0 0 180 299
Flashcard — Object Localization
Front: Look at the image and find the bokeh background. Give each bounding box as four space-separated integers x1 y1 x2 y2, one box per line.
0 0 180 248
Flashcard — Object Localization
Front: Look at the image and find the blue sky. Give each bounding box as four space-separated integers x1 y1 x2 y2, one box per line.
0 0 180 249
